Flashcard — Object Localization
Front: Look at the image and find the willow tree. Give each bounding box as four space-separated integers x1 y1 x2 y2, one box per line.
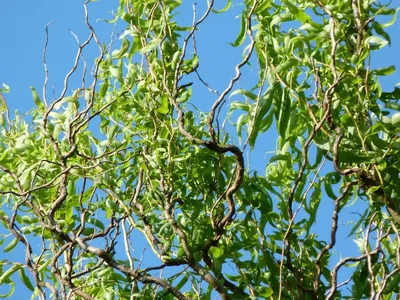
1 0 399 299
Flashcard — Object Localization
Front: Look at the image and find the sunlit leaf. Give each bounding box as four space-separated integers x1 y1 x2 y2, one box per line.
212 0 231 13
231 14 247 47
29 86 45 112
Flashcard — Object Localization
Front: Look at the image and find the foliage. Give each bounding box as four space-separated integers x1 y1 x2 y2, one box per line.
1 0 400 299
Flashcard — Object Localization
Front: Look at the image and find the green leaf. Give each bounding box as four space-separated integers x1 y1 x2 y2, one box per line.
18 268 34 291
81 228 95 236
0 264 21 285
112 39 130 58
212 0 231 13
248 82 279 148
353 237 366 254
338 150 380 164
176 87 192 103
381 7 400 28
365 36 389 49
384 102 400 111
373 65 396 76
174 274 189 291
255 286 273 298
183 55 199 73
0 83 10 93
172 152 191 162
384 272 400 294
99 82 109 98
283 1 311 23
231 14 246 47
87 218 105 231
275 58 297 74
270 13 294 27
157 106 169 114
140 38 162 54
3 238 18 253
157 94 170 114
277 88 291 139
236 114 247 144
106 198 118 210
210 246 224 259
213 257 222 276
391 112 400 125
0 283 15 298
348 209 369 237
37 258 51 273
230 89 258 101
366 186 380 195
372 22 391 45
269 154 290 163
129 36 142 57
324 180 337 200
29 87 45 112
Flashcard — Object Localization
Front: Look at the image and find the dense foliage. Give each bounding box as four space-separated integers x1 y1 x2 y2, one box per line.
1 0 400 299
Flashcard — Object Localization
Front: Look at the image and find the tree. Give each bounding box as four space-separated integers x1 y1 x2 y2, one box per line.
0 0 400 298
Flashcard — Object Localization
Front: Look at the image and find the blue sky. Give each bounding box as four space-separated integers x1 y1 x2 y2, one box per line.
1 0 399 298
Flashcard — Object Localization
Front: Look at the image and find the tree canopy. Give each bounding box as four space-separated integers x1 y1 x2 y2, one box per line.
1 0 400 299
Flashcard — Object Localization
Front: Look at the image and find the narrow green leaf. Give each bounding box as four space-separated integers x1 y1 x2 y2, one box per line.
0 283 15 298
338 150 381 164
231 14 246 47
177 87 192 103
381 7 400 28
212 0 231 13
275 58 297 74
259 110 274 132
99 82 109 98
3 238 18 253
213 257 222 276
112 39 130 58
0 264 21 284
1 83 10 92
236 114 247 144
37 259 51 273
365 36 389 49
140 38 162 54
366 186 380 195
270 13 294 27
385 102 400 111
65 205 73 222
348 209 369 237
183 55 199 74
172 152 191 162
248 82 279 148
324 179 337 200
29 87 45 112
373 22 391 45
129 36 142 57
277 88 291 139
385 272 400 294
230 89 258 101
373 65 396 76
160 94 169 110
175 274 189 291
18 268 34 291
283 1 311 23
269 154 290 163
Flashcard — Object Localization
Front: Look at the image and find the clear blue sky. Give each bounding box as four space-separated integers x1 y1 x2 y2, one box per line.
0 0 399 298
